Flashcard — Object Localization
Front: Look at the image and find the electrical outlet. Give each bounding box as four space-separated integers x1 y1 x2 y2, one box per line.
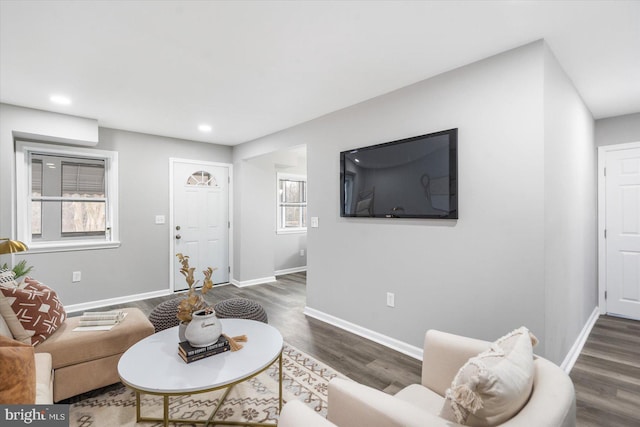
386 292 395 307
300 249 305 256
72 271 81 282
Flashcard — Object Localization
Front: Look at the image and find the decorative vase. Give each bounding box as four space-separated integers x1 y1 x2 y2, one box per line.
185 309 222 347
178 321 188 342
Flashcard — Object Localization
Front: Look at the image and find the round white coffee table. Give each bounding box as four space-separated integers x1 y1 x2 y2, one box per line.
118 318 284 427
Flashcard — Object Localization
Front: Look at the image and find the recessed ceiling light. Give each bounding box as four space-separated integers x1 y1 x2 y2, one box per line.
50 94 71 105
198 124 213 133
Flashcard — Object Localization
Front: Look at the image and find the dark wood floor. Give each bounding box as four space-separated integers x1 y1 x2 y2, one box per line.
92 272 422 394
91 273 640 425
570 315 640 427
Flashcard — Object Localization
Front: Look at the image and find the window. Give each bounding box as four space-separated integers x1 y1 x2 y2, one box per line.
16 141 119 252
277 173 307 234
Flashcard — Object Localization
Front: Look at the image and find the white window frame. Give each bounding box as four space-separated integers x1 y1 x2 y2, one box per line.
276 173 307 235
15 141 120 253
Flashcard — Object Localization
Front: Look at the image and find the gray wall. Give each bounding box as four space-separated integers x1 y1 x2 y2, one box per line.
0 104 232 307
234 41 596 363
543 46 597 364
595 113 640 147
233 148 307 282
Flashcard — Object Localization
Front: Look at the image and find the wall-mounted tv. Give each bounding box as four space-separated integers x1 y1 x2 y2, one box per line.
340 128 458 219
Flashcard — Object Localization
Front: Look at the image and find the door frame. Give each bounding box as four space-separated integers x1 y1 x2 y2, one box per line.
597 141 640 315
169 158 234 292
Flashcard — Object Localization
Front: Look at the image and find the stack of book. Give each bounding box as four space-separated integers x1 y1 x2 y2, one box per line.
75 310 127 329
178 336 231 363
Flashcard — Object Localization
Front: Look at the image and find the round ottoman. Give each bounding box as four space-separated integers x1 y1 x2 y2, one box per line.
214 298 268 323
148 297 182 332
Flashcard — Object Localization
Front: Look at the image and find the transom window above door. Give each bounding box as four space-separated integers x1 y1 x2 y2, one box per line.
187 170 218 187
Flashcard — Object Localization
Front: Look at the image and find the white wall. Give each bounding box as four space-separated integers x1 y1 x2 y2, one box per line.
542 47 596 364
0 104 232 307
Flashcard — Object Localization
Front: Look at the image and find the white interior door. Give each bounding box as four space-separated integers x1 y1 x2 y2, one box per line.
171 160 230 291
604 145 640 319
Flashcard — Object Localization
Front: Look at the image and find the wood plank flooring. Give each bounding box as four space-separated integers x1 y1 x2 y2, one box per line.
87 273 640 425
570 315 640 427
90 272 422 393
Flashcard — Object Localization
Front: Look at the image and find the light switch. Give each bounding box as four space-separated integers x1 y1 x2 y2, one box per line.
155 215 165 224
311 217 319 228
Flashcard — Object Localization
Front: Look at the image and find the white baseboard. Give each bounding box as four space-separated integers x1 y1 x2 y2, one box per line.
303 307 423 360
65 289 173 314
230 276 277 288
274 266 307 276
560 306 599 374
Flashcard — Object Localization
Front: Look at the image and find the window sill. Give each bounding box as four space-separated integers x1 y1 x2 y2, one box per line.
276 229 307 235
24 240 121 254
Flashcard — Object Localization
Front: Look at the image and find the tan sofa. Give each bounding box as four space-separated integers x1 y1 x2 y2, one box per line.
34 352 54 404
1 307 153 402
280 329 576 427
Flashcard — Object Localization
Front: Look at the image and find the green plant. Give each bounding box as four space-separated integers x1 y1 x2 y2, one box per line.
1 259 34 280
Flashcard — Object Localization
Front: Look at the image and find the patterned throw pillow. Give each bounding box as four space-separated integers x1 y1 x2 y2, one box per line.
0 278 66 346
0 268 18 287
440 327 537 426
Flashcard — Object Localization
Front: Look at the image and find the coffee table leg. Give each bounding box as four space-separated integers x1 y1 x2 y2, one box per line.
278 352 283 413
136 392 141 422
205 385 234 427
164 395 169 427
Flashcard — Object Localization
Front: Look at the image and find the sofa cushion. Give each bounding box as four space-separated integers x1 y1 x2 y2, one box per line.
0 292 33 343
0 335 36 404
0 278 66 346
0 309 12 338
35 307 154 369
440 327 536 426
34 352 53 404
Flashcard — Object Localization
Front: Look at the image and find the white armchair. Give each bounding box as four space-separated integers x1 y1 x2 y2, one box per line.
279 329 576 427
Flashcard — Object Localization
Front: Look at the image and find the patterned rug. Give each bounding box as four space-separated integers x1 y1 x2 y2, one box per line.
68 344 344 426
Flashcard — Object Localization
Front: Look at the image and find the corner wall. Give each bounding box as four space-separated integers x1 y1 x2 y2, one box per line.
235 40 597 363
237 41 551 354
542 46 596 364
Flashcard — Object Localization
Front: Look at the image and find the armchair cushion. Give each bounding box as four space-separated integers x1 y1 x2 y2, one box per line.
328 378 449 427
441 327 537 426
280 400 337 427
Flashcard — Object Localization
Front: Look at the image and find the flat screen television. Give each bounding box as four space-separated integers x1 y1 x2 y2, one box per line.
340 128 458 219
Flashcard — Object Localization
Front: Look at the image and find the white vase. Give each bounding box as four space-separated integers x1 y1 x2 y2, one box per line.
178 321 188 342
185 309 222 347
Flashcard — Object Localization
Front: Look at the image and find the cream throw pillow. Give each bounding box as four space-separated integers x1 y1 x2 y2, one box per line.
440 327 537 426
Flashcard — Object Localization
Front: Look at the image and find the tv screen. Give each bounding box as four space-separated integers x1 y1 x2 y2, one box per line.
340 128 458 219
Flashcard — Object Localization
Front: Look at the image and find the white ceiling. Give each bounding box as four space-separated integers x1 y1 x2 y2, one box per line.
1 1 639 145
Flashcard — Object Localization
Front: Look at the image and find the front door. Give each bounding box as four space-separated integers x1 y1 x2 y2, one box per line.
171 159 230 291
603 144 640 320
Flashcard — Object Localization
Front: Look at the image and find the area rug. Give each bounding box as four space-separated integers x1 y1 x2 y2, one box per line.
69 343 344 426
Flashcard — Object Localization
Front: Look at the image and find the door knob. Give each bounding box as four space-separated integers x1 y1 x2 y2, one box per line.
175 234 181 240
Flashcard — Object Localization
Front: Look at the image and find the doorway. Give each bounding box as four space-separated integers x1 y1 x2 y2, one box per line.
170 158 231 291
598 141 640 320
